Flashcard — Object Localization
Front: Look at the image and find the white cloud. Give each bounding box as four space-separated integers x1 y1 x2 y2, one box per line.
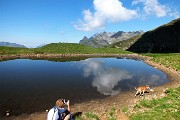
74 0 179 31
74 0 137 31
93 0 137 22
132 0 179 18
81 59 133 95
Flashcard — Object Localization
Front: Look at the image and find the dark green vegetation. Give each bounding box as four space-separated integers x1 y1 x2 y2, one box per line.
109 35 141 50
144 53 180 71
109 18 180 53
127 18 180 53
130 87 180 120
0 43 131 55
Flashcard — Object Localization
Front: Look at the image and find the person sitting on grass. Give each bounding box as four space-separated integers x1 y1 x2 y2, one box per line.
47 98 72 120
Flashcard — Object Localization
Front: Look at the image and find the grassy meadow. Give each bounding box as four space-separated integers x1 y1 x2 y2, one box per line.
108 35 142 50
143 53 180 71
38 43 132 54
0 46 33 55
129 87 180 120
0 43 131 55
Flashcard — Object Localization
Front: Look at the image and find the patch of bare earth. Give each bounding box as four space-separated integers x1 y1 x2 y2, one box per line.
4 55 180 120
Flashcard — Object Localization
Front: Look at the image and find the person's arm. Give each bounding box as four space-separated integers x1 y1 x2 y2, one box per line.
67 100 70 112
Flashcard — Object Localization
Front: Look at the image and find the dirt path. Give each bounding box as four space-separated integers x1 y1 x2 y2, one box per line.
4 54 180 120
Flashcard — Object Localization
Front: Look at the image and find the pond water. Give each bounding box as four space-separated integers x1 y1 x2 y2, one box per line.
0 58 169 117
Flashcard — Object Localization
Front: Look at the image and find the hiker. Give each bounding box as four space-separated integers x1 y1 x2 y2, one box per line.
47 99 72 120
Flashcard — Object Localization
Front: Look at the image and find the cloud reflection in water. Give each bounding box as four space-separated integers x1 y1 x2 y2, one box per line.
79 58 168 96
81 58 133 95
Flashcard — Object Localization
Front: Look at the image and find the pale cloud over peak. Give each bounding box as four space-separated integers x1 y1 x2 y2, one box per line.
74 0 137 31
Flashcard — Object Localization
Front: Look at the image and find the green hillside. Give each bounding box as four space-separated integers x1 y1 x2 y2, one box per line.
143 53 180 71
38 43 97 54
127 18 180 53
0 46 32 55
109 35 142 50
0 43 131 55
37 43 131 54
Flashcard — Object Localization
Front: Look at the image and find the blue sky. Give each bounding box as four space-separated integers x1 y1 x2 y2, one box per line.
0 0 179 48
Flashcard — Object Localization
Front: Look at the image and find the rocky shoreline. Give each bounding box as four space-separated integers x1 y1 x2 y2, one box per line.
3 54 180 120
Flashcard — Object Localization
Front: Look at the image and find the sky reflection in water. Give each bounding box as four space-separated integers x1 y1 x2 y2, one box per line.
79 58 168 95
0 58 169 116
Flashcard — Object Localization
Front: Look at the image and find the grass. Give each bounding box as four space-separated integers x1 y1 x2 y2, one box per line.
142 53 180 71
108 107 117 120
108 35 141 50
37 43 131 54
122 107 129 113
0 46 34 55
0 43 131 55
130 87 180 120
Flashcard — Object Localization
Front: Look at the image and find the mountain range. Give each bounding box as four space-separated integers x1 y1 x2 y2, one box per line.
0 42 26 48
79 18 180 53
127 18 180 53
79 31 144 48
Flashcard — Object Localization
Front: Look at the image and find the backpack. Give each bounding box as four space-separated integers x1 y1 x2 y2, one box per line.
47 107 65 120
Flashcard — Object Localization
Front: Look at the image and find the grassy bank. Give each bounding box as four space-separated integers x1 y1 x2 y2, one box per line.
128 53 180 120
130 87 180 120
143 53 180 71
73 87 180 120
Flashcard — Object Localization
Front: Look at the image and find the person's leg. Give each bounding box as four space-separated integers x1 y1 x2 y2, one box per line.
64 114 70 120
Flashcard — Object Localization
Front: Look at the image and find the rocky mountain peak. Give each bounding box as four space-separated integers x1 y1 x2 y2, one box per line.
79 30 144 48
82 36 89 40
